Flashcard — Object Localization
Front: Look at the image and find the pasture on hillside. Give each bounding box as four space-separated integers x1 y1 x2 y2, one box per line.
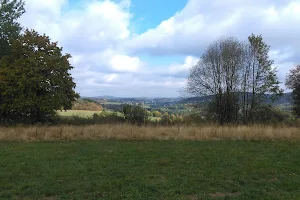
1 140 300 199
57 110 103 118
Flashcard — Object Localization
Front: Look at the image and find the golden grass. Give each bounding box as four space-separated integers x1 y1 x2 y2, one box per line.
0 124 300 141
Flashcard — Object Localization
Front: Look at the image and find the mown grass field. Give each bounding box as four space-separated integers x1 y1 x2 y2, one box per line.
57 110 103 118
1 140 300 199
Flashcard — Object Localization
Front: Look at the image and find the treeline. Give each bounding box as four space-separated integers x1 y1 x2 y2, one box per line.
101 103 186 114
55 104 300 127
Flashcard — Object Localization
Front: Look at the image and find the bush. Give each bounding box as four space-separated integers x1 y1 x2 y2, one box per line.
123 104 148 126
249 104 290 125
152 111 163 118
161 114 172 126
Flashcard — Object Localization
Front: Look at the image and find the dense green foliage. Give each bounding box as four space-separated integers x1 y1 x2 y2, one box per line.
123 104 148 126
292 86 300 118
1 140 300 199
0 0 25 59
0 1 79 124
286 65 300 118
248 104 290 124
0 29 79 124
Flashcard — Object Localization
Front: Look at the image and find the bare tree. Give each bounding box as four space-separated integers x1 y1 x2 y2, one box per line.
185 34 283 124
185 37 244 124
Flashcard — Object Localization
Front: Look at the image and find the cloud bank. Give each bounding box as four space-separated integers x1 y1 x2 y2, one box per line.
19 0 300 97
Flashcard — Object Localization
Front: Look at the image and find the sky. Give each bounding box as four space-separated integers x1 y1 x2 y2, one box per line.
19 0 300 97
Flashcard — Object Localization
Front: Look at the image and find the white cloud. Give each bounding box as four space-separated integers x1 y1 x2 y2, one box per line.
104 74 118 82
21 0 132 51
109 54 143 72
69 49 144 73
24 0 67 17
18 0 300 97
126 0 300 57
20 0 143 95
168 56 198 74
122 0 300 92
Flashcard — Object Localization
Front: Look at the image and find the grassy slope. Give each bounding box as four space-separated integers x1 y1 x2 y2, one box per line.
57 110 102 118
1 140 300 199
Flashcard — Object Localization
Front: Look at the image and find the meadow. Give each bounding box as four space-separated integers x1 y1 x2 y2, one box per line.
57 110 103 118
1 139 300 199
1 125 300 199
1 124 300 141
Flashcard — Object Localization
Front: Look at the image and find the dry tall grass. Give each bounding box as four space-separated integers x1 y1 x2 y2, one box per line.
0 124 299 141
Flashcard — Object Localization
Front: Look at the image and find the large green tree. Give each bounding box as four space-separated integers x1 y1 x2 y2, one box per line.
0 0 25 59
286 65 300 118
0 29 79 124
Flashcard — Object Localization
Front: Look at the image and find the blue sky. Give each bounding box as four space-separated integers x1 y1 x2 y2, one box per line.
129 0 187 34
19 0 300 97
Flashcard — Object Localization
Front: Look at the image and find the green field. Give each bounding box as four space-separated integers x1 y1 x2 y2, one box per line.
102 102 123 105
103 102 151 108
1 140 300 199
57 110 102 118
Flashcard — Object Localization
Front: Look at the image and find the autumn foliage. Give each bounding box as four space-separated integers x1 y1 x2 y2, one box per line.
72 100 103 111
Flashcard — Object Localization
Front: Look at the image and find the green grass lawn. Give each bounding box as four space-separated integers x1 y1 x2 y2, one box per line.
57 110 102 118
1 140 300 199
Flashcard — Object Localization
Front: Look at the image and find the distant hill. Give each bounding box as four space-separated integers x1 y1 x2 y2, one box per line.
83 93 293 112
91 96 179 101
93 95 120 99
180 93 293 110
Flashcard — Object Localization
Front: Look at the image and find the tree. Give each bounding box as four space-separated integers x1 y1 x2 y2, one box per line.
0 29 79 124
123 104 147 126
286 65 300 118
161 113 172 125
242 34 283 122
185 35 282 124
185 37 244 124
0 0 25 118
0 0 25 59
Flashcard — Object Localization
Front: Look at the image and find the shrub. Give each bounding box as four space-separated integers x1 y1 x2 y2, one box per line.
249 104 290 124
123 104 148 126
152 111 163 118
